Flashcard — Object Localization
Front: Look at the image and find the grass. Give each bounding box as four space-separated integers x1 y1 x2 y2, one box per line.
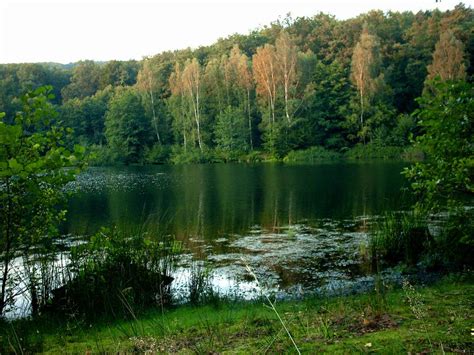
370 212 431 268
1 274 472 353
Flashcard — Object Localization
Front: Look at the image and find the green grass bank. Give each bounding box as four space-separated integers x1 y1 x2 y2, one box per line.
1 274 472 353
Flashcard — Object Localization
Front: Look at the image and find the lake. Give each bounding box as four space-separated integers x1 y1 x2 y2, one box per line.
65 162 411 300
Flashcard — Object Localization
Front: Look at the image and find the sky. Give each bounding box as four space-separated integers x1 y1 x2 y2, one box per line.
0 0 472 64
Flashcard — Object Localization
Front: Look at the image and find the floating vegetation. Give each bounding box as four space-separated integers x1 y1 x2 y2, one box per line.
168 219 407 302
64 167 172 194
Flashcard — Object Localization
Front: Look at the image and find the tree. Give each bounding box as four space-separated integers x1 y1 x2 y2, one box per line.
182 59 204 151
224 45 255 149
61 60 102 101
403 80 473 266
168 63 188 150
275 31 298 124
99 60 139 89
426 30 467 82
350 26 384 143
303 61 351 149
253 44 281 154
60 86 113 146
203 56 226 116
214 106 249 160
404 80 473 213
104 87 151 163
136 59 162 144
136 55 175 146
253 44 277 127
0 86 85 316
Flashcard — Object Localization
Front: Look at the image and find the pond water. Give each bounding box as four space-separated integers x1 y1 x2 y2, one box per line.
64 162 411 300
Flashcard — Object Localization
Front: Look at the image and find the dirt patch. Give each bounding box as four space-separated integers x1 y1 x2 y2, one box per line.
349 313 399 334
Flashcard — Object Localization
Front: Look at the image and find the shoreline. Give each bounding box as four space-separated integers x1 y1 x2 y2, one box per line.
1 274 472 353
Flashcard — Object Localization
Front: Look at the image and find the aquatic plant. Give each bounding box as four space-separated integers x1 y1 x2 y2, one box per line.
370 212 431 268
46 227 180 318
187 261 212 305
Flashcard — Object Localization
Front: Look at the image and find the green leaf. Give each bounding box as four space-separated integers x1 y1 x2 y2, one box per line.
8 158 23 172
74 144 86 155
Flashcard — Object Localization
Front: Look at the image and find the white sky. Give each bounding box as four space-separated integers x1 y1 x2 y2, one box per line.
0 0 472 64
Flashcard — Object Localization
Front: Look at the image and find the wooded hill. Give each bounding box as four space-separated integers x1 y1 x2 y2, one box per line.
0 4 472 163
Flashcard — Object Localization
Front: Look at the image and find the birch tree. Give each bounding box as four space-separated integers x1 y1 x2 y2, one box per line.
225 45 254 149
182 58 204 151
136 59 161 144
275 31 298 124
350 26 383 143
204 56 226 116
253 44 277 126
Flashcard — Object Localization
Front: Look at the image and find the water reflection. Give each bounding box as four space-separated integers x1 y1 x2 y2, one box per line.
64 163 410 298
65 162 409 242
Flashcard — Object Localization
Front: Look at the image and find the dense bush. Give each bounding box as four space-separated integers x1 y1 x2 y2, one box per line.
46 228 180 318
283 146 342 163
345 144 404 160
169 146 217 164
144 144 171 164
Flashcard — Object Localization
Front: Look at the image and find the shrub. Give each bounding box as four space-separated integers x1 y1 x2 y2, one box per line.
283 146 342 163
88 144 115 165
144 144 171 164
400 146 424 162
46 227 180 318
403 80 474 269
169 145 215 164
345 144 403 160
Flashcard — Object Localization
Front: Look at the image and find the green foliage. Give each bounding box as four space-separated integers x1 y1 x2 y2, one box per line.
371 81 474 271
345 144 404 160
105 87 152 164
260 119 290 159
169 145 216 164
403 80 473 214
87 144 116 166
60 86 113 146
302 61 350 149
400 146 424 162
283 146 342 163
402 80 473 269
431 211 474 269
1 7 473 163
52 227 179 318
144 144 171 164
370 213 432 268
390 114 417 146
99 60 139 89
214 106 249 161
0 86 85 316
61 60 102 101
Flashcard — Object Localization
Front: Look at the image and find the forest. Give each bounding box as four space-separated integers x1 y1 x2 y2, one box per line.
1 4 472 164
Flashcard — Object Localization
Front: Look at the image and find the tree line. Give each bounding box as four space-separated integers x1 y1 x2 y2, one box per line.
0 4 472 163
